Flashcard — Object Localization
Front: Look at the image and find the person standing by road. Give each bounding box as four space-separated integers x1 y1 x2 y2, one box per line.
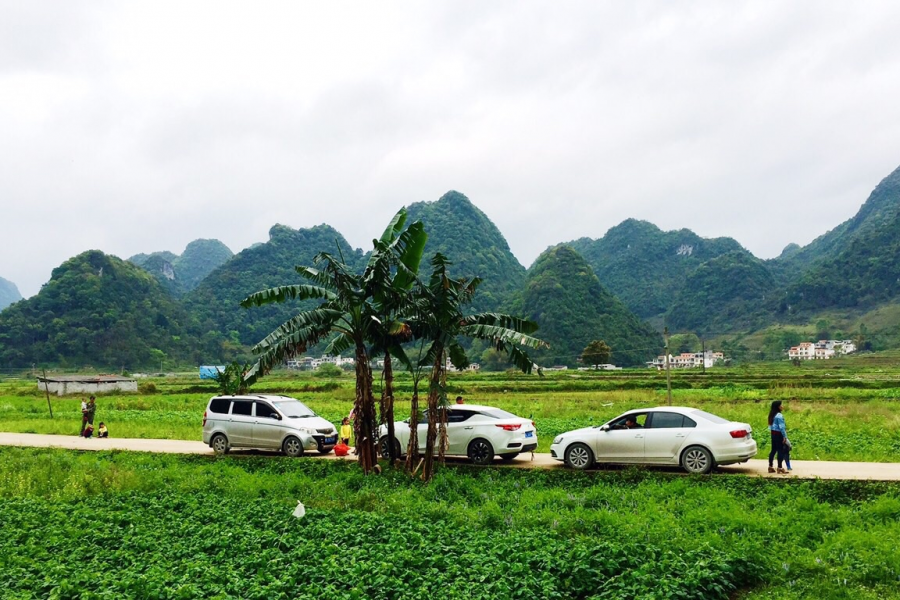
80 398 89 436
86 396 97 428
767 400 790 474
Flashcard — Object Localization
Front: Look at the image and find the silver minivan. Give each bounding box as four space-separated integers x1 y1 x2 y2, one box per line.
202 394 338 457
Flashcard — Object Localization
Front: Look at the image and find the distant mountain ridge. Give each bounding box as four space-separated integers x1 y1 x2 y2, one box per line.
405 191 525 313
4 160 900 369
0 277 22 311
181 224 366 355
567 220 748 319
129 239 233 296
0 251 188 366
513 245 663 367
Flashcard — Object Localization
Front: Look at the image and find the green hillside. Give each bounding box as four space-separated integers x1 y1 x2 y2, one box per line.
405 191 525 313
778 164 900 314
129 239 233 296
568 219 748 319
666 252 777 334
0 251 188 368
182 224 365 354
0 276 22 311
514 245 662 367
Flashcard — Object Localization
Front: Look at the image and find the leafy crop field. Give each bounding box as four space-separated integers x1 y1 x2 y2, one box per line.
1 448 899 599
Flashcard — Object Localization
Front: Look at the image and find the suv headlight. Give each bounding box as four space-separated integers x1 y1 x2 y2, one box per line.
297 427 316 435
553 435 564 445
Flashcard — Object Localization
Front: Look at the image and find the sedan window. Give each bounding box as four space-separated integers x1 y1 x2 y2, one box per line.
447 410 474 423
480 408 518 419
691 409 728 424
647 412 692 429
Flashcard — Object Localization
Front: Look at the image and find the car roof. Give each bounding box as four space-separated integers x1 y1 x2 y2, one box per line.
211 394 299 402
622 407 701 416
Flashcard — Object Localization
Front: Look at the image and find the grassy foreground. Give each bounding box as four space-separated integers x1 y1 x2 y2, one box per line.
1 448 899 599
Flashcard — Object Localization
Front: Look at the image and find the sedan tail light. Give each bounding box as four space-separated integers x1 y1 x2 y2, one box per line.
202 410 207 427
496 424 522 431
729 429 749 438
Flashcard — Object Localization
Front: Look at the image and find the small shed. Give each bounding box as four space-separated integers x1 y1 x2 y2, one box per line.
37 375 137 396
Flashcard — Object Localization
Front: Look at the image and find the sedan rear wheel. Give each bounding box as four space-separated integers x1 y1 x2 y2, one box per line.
681 445 714 474
467 438 495 465
564 442 594 470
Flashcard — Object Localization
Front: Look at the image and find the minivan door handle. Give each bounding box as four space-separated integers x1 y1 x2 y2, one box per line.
464 426 474 430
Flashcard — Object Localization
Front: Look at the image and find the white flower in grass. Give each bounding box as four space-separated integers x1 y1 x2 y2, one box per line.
293 501 306 519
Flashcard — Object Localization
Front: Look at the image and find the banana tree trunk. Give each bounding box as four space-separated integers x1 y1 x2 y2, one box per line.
381 352 399 464
421 350 443 482
405 382 420 475
353 342 378 474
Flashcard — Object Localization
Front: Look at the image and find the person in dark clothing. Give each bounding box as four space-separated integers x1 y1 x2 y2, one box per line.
767 400 790 474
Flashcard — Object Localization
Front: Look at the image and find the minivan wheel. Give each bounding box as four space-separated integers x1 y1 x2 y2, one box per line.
467 438 495 465
211 433 229 455
681 445 714 474
282 436 304 458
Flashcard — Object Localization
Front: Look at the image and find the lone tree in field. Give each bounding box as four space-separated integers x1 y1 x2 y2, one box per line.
240 209 426 474
581 340 611 368
405 253 547 482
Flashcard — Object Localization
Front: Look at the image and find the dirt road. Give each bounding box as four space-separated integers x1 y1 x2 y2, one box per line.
2 432 899 481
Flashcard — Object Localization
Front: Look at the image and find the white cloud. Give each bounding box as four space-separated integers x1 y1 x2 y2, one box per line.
2 1 900 297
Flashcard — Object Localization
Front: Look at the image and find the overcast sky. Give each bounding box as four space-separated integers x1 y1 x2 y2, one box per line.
3 1 900 299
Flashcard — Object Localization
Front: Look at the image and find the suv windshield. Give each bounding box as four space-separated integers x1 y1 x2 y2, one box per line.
273 400 316 418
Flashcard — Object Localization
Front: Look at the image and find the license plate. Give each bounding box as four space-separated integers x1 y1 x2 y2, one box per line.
323 436 336 445
525 431 534 438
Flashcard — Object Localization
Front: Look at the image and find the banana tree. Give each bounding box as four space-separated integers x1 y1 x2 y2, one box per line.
406 253 547 481
240 210 425 474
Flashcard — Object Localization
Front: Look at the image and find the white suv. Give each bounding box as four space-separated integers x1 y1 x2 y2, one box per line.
202 394 337 457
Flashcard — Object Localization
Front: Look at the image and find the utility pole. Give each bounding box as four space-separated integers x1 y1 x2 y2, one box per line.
41 368 53 418
664 327 672 406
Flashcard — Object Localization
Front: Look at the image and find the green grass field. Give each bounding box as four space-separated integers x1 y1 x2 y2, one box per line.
2 360 900 598
3 363 900 460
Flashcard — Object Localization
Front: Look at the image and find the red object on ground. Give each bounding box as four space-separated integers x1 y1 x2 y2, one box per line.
334 443 350 456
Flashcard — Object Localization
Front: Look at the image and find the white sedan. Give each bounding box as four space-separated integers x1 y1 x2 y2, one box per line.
550 407 757 474
378 404 538 465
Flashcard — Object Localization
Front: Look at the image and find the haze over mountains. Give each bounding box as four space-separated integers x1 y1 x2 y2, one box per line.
2 163 900 369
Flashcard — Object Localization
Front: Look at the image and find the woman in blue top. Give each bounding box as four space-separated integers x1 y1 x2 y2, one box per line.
767 400 789 474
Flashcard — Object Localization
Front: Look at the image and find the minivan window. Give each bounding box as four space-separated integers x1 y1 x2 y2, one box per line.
255 402 278 419
231 400 253 416
273 400 315 418
209 398 231 414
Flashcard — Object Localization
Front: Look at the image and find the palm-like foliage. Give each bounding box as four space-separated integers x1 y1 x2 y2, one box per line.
406 254 547 481
240 209 426 474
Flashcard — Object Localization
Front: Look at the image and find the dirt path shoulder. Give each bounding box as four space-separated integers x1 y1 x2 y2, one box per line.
2 433 899 481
